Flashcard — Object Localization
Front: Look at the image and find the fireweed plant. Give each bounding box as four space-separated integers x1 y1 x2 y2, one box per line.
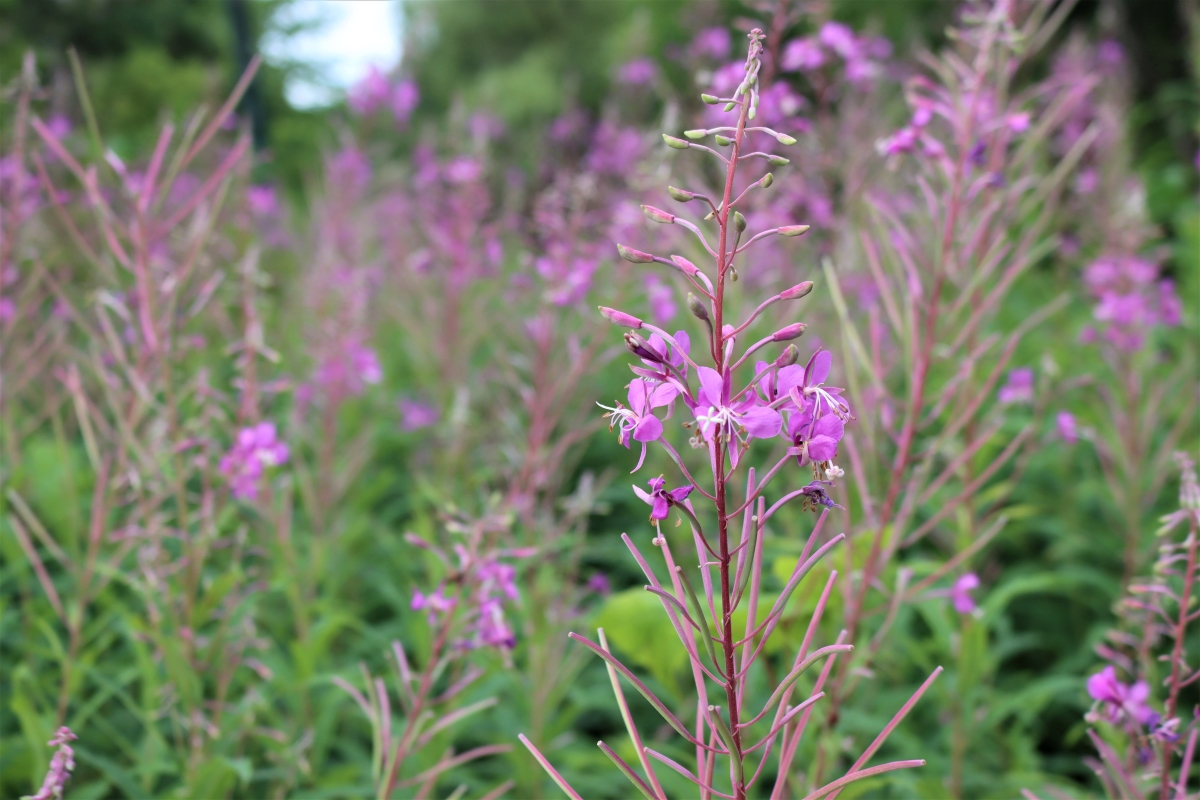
520 31 940 800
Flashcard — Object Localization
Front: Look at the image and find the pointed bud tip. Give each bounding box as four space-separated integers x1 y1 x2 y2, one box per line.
683 129 706 140
641 205 675 224
599 306 643 328
687 292 710 322
715 134 732 146
776 133 797 146
779 224 811 237
670 255 700 276
768 155 790 166
668 186 695 202
760 173 774 188
771 323 807 342
780 281 814 299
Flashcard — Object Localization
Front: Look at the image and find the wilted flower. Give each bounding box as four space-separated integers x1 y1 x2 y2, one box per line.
220 423 289 500
633 476 694 521
997 368 1034 405
25 727 76 800
951 573 980 614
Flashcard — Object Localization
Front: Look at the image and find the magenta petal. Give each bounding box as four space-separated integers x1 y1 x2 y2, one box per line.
633 415 663 442
776 364 805 396
805 350 832 386
650 495 669 520
627 380 652 414
649 382 679 407
741 406 783 439
807 434 838 462
813 414 844 441
632 484 652 503
673 330 691 357
697 366 726 405
668 485 694 503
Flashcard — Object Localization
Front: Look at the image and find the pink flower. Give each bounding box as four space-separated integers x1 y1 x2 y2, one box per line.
348 66 391 115
645 277 677 323
27 727 77 800
1087 666 1159 728
390 79 419 125
781 37 825 71
1006 112 1031 132
997 368 1034 405
314 341 382 399
220 423 289 501
398 398 439 431
1056 411 1079 444
690 27 730 61
411 585 456 624
618 58 657 86
600 379 678 472
951 573 980 614
633 476 694 521
246 185 278 217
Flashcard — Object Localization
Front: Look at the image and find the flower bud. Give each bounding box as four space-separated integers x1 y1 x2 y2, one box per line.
733 211 747 233
714 134 732 146
662 134 690 150
687 292 710 322
723 101 736 112
684 129 707 140
617 244 655 263
641 205 675 224
668 186 695 202
624 331 662 362
598 306 643 328
780 281 814 300
768 155 790 166
779 225 811 237
776 344 799 367
671 255 700 276
759 173 774 189
729 266 739 282
771 322 807 342
776 133 797 146
700 94 719 105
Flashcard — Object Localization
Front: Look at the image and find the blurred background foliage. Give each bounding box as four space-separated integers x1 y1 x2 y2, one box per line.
1 0 1196 798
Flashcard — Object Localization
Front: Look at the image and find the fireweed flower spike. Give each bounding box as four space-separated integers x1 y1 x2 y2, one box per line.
219 422 290 500
24 727 77 800
522 29 937 800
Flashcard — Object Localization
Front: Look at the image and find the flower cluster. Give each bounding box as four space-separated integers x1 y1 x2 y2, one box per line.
311 338 382 400
347 66 419 126
1086 666 1159 732
780 20 892 87
25 726 76 800
1081 255 1181 351
219 423 290 500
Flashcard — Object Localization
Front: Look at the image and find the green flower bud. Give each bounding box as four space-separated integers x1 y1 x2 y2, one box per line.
776 133 797 146
700 94 719 105
779 224 811 237
684 129 707 140
667 186 695 202
714 135 732 146
617 244 655 263
768 155 790 166
733 211 747 232
760 173 774 189
662 134 690 150
641 205 675 224
687 292 710 322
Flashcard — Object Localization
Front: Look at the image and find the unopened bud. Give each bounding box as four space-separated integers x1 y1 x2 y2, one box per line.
641 205 675 224
729 266 739 282
687 293 710 322
780 281 814 300
700 94 719 105
777 344 799 367
624 331 661 362
759 173 774 189
768 155 790 166
776 133 797 146
663 134 690 150
668 186 695 202
733 211 747 233
723 101 736 112
771 323 807 342
617 244 655 263
671 255 699 276
779 225 811 237
714 134 732 146
599 307 643 328
684 129 707 140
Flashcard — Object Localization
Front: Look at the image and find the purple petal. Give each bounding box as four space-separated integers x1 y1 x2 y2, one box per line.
741 405 783 439
697 367 726 407
776 364 805 396
807 434 838 462
673 330 691 357
648 382 679 408
805 350 832 386
633 415 663 442
667 485 694 503
813 414 845 441
627 380 652 414
650 495 670 520
632 484 653 504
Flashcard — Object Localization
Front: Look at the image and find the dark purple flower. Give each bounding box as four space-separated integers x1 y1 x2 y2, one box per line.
1087 666 1159 728
633 476 694 521
951 573 980 614
798 480 842 511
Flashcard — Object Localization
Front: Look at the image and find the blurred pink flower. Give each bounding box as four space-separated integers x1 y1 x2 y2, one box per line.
618 58 657 86
1087 666 1159 728
220 423 289 500
28 727 76 800
411 585 455 624
399 398 439 431
1056 411 1079 443
951 573 980 614
390 78 419 125
781 37 825 71
690 27 730 61
348 65 391 115
246 185 278 217
997 368 1034 404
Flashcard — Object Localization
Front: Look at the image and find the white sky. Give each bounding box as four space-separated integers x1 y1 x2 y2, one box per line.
261 0 403 109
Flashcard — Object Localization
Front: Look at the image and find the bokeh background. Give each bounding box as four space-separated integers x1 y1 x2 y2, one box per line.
2 1 1197 798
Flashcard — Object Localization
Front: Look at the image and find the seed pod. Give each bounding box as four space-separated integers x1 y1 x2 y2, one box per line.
771 322 807 342
780 281 814 299
733 211 747 232
687 292 710 322
617 244 655 263
778 224 811 237
768 155 790 166
668 186 695 202
598 307 643 328
641 205 675 224
662 134 690 150
700 94 719 105
683 129 707 140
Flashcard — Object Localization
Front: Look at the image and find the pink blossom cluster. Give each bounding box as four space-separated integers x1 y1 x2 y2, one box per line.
219 423 290 500
27 726 77 800
779 20 892 87
1087 666 1160 731
312 339 382 400
347 66 419 126
1081 255 1181 351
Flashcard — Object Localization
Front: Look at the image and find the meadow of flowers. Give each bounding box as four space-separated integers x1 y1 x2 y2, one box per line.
2 1 1196 798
